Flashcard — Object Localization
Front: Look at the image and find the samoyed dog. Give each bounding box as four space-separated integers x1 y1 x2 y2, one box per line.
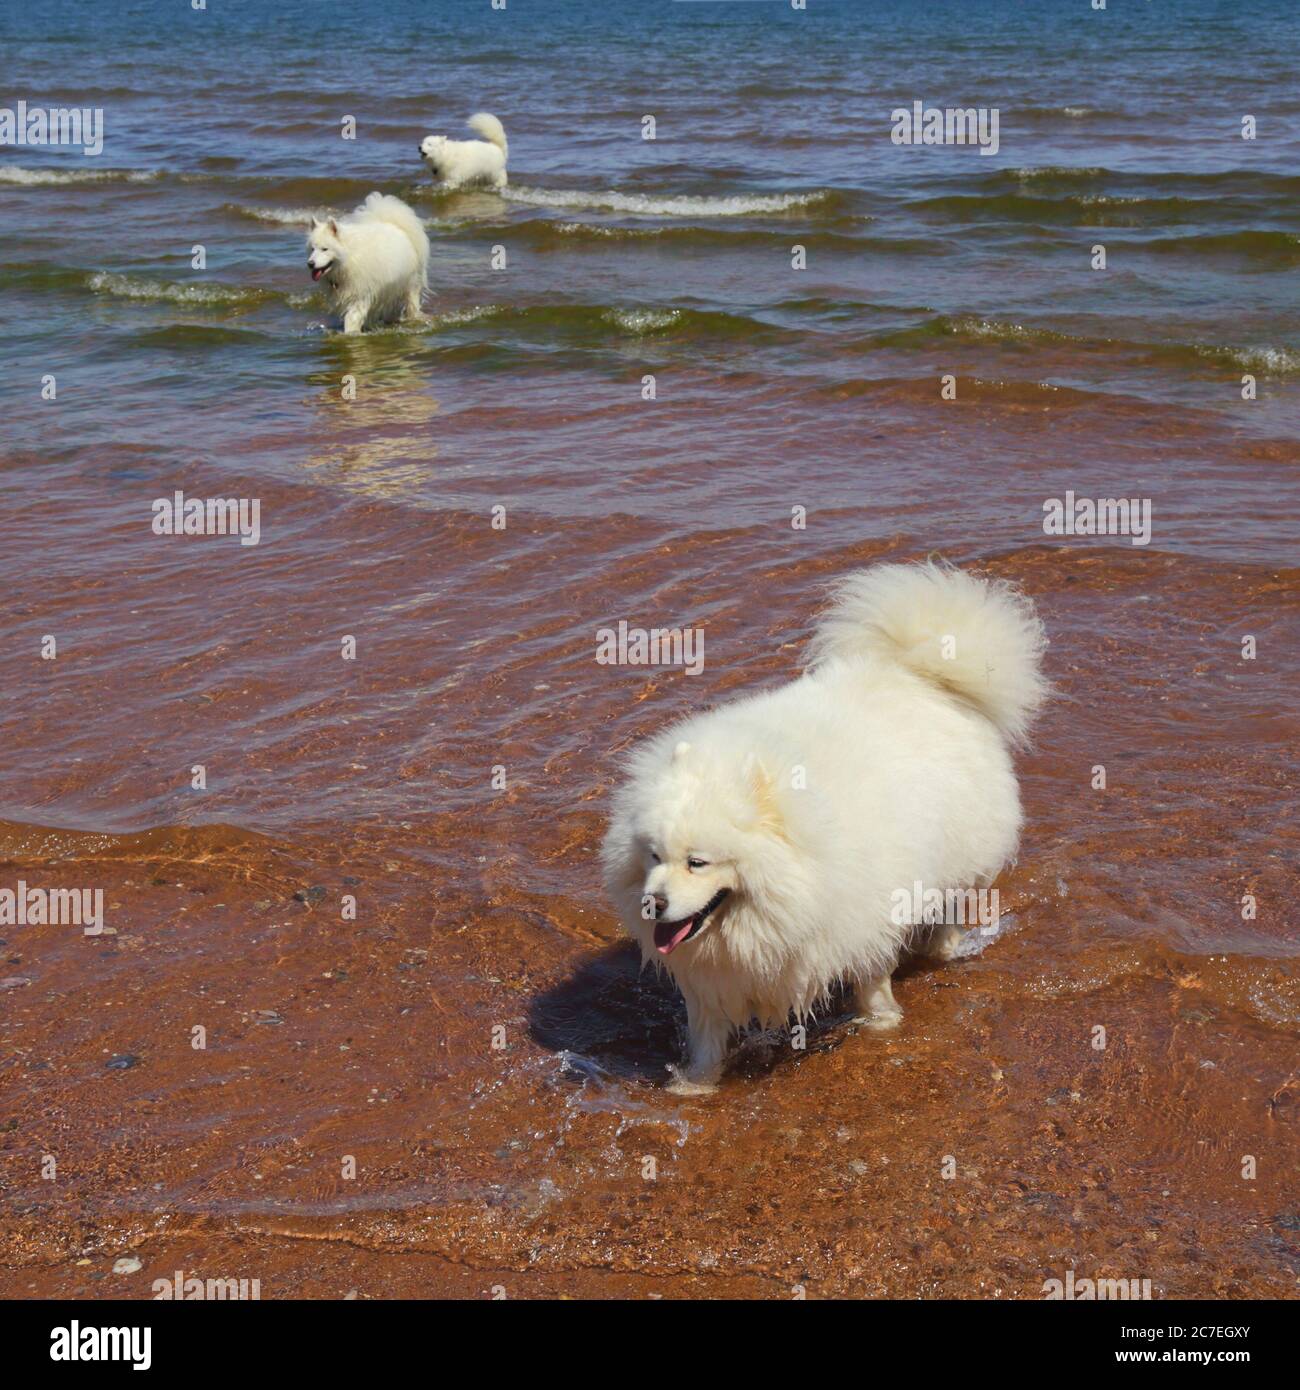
418 112 508 189
600 562 1049 1094
305 192 429 334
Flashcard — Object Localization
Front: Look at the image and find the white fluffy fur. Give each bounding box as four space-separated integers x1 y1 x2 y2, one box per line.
600 561 1049 1093
305 192 429 334
419 112 508 189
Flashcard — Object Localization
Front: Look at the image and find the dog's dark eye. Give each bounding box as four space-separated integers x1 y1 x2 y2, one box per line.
649 851 660 863
687 857 708 870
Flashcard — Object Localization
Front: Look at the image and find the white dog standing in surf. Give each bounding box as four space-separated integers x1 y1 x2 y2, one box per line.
418 112 508 189
601 562 1049 1094
305 192 429 333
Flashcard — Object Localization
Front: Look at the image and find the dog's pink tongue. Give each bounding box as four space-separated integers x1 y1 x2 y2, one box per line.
654 917 695 955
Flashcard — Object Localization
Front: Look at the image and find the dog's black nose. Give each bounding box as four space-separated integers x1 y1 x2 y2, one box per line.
652 894 668 919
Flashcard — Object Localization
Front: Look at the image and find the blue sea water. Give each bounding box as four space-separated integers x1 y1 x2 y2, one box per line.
2 0 1297 453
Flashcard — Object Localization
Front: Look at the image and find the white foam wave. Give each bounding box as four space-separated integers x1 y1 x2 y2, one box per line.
232 205 322 226
0 164 159 186
1004 165 1106 184
602 308 681 334
1213 344 1300 374
87 272 261 306
503 185 825 218
428 304 503 328
554 220 658 239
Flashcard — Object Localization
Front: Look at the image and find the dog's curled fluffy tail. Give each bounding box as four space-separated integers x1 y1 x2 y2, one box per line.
359 192 430 284
467 112 507 156
808 561 1048 747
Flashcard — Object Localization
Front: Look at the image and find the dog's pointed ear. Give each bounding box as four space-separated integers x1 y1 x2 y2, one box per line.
742 753 786 838
741 752 771 796
327 218 339 236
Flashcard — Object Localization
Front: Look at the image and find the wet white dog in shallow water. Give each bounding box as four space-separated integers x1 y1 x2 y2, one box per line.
418 112 508 189
601 562 1049 1094
305 192 429 333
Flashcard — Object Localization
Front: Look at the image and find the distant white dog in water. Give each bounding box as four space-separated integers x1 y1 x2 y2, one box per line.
305 192 429 333
419 112 508 189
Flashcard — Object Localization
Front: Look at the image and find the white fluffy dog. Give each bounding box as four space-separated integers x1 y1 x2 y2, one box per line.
418 112 508 189
305 192 429 333
601 562 1049 1093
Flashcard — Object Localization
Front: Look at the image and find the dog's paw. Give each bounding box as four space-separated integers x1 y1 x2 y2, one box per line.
852 1010 903 1033
666 1066 719 1097
918 922 963 962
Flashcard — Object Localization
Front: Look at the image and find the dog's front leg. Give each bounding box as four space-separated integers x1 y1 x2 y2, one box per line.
341 302 369 334
853 971 903 1031
668 998 729 1096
